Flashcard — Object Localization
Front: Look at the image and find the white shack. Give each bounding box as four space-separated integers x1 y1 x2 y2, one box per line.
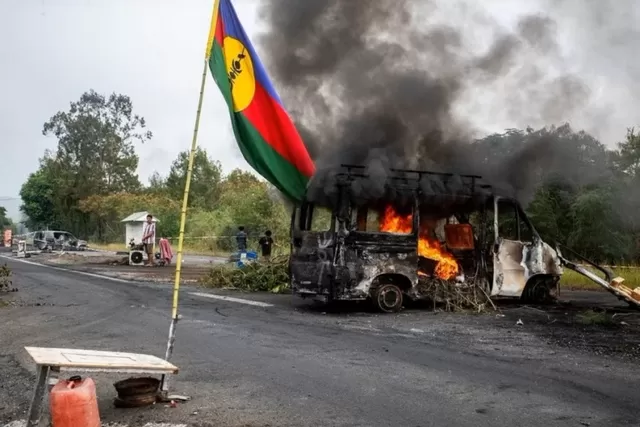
121 211 158 247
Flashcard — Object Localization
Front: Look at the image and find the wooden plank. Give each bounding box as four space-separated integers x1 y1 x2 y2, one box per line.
24 347 178 374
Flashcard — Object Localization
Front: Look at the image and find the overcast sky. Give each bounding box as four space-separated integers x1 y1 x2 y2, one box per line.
1 0 639 220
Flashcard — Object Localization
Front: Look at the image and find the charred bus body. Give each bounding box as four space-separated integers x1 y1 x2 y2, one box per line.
289 165 563 312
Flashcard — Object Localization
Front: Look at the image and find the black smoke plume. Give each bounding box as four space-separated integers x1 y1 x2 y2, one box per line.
257 0 604 208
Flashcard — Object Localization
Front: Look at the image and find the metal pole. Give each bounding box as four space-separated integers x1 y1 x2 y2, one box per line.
159 57 209 397
27 365 50 427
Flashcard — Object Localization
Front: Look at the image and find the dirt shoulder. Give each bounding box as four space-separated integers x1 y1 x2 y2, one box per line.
31 251 224 283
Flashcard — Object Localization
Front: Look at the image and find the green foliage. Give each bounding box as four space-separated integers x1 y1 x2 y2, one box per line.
199 256 290 293
75 165 291 251
484 125 611 186
162 147 223 210
79 192 181 245
19 162 59 230
615 128 640 177
20 90 151 237
184 169 291 252
0 207 12 229
42 90 149 194
0 264 12 291
527 180 633 264
575 309 615 326
567 188 632 263
561 266 640 290
526 180 575 244
479 124 640 264
16 91 640 266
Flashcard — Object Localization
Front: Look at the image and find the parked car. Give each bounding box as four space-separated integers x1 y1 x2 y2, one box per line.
29 230 87 252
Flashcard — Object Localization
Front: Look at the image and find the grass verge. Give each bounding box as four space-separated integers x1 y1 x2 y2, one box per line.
560 266 640 291
88 242 233 257
575 309 616 326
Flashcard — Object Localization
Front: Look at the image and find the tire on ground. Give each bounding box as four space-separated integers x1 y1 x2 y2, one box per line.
372 283 404 313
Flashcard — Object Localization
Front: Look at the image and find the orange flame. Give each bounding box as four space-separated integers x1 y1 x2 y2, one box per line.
379 206 459 280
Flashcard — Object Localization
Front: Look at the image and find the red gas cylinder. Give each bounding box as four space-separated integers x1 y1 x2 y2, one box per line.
50 376 100 427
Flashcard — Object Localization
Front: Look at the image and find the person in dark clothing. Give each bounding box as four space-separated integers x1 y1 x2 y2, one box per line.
236 226 247 252
259 230 274 260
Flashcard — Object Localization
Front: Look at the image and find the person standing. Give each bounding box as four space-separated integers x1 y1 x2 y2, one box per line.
141 214 156 266
236 226 247 252
258 230 274 261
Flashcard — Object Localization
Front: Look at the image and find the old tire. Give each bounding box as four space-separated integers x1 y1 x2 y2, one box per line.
373 283 403 313
521 276 557 304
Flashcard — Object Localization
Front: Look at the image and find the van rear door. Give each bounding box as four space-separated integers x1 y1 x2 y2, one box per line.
290 203 336 298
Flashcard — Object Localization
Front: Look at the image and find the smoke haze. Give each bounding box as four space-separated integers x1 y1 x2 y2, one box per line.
257 0 634 206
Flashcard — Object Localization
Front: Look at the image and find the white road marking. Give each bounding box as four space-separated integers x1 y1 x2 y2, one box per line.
0 255 135 284
0 255 276 308
4 422 186 427
189 292 274 307
143 424 187 427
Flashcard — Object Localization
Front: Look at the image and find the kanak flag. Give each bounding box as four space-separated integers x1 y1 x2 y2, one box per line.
206 0 315 202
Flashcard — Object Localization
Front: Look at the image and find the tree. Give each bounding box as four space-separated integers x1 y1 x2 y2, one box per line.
0 206 12 229
567 187 631 264
526 179 576 244
217 172 288 237
615 128 640 178
30 90 152 236
79 192 181 243
219 168 260 193
19 158 59 230
43 90 150 192
164 147 222 210
147 171 167 194
472 124 613 197
185 170 289 252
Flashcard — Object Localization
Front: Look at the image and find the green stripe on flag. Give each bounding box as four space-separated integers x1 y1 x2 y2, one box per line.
209 43 309 201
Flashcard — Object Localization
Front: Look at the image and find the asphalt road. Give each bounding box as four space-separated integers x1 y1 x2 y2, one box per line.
1 255 639 426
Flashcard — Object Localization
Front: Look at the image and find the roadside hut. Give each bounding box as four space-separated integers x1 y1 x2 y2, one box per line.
121 212 158 247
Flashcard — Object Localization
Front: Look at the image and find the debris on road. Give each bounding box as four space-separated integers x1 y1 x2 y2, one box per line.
199 255 289 293
0 263 17 293
113 377 160 408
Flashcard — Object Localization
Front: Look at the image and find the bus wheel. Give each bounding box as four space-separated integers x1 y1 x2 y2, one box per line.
374 284 403 313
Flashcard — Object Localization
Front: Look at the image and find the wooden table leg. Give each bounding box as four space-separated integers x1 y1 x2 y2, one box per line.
27 365 50 427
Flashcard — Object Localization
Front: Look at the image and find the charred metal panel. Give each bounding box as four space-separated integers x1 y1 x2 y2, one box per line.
290 231 335 296
527 241 563 276
341 232 419 299
539 241 564 275
493 239 562 297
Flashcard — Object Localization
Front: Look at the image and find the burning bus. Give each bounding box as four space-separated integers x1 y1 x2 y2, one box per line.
289 165 640 312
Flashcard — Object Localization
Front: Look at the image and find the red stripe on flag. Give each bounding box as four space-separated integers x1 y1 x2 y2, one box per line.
242 84 315 178
214 14 224 45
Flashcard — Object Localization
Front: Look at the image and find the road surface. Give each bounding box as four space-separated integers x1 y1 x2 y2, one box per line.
0 255 639 426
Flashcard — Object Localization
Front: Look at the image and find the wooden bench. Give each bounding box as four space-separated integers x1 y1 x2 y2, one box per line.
25 347 179 426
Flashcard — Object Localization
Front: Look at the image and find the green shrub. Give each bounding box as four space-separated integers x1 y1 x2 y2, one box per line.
0 264 12 291
199 255 290 293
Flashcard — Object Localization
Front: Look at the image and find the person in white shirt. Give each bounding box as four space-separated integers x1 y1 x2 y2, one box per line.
141 214 156 266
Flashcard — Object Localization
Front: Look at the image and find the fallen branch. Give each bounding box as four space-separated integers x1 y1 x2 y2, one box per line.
418 278 495 312
199 255 290 293
0 263 16 292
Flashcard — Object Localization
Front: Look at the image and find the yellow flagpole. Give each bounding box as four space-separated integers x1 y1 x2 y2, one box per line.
160 0 220 398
